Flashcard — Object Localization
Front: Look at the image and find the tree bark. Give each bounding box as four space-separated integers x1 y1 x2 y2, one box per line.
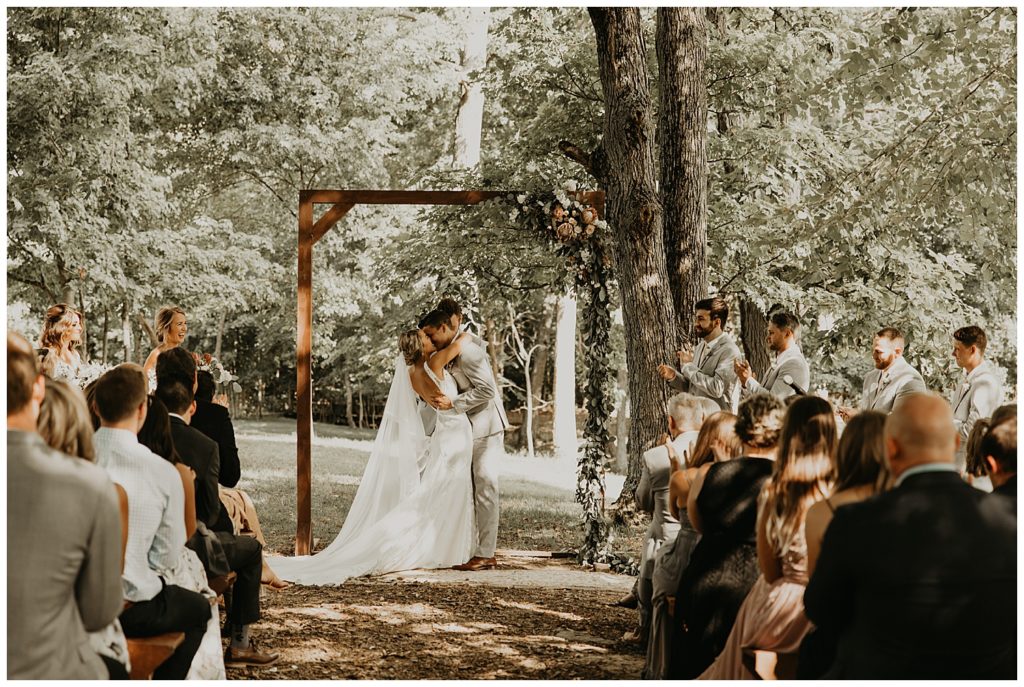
485 317 502 383
453 7 490 168
739 297 771 379
357 387 365 429
344 374 355 427
100 307 109 365
77 279 88 362
614 364 630 473
214 308 227 360
121 302 133 364
552 293 578 460
589 8 679 507
137 313 159 350
657 8 709 350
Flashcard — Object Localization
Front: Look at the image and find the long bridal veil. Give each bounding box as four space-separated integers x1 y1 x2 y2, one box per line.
268 355 428 577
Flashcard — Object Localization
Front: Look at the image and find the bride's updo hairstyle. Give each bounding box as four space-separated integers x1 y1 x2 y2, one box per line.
399 330 423 366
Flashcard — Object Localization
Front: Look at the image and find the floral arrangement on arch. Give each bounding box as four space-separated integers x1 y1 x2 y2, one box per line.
193 352 243 393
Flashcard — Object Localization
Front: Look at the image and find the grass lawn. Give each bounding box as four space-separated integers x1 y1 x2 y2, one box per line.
234 417 644 558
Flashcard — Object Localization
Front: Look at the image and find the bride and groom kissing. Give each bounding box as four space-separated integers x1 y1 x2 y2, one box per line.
267 298 509 585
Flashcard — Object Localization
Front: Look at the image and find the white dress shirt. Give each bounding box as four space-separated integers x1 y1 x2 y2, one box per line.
94 427 186 602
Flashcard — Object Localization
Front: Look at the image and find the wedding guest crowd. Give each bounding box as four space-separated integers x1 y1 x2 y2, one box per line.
629 294 1016 680
9 302 284 680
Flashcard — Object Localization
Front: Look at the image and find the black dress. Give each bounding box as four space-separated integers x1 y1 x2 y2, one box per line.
668 456 774 679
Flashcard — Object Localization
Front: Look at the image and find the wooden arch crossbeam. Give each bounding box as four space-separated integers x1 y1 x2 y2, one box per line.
295 188 605 554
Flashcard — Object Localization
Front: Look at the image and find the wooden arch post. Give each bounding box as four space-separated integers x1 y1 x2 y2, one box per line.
295 189 605 555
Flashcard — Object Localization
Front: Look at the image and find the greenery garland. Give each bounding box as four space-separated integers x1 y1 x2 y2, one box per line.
502 188 616 567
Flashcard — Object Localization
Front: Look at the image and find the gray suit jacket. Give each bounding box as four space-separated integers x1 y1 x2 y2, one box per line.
742 344 811 400
7 431 123 679
951 360 1003 461
860 356 927 413
669 333 742 412
419 335 509 440
635 432 691 578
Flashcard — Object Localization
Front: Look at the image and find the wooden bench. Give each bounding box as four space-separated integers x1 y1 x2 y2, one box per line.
127 632 185 680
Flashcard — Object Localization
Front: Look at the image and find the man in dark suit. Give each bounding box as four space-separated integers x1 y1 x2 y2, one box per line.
982 407 1016 506
804 392 1016 679
156 352 277 668
190 370 240 488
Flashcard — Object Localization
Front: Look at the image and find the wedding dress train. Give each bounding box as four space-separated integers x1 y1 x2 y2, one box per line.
267 358 475 585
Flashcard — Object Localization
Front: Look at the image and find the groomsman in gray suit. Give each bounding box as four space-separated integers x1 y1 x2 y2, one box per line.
735 311 810 400
838 327 926 420
421 299 509 571
950 326 1003 466
657 297 742 412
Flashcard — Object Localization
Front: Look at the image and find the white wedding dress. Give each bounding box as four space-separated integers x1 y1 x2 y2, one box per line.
267 357 475 585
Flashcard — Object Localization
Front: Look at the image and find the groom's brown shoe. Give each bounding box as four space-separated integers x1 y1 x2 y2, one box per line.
453 556 497 571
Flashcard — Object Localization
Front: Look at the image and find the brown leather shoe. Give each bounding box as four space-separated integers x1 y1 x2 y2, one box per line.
452 556 497 571
224 640 280 668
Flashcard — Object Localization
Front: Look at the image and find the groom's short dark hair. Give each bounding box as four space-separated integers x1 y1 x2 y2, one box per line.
437 297 462 321
418 309 451 330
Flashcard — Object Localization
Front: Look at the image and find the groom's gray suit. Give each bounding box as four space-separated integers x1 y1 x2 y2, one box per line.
419 334 508 558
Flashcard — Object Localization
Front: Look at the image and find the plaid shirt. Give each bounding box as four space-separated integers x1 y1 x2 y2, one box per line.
94 427 185 602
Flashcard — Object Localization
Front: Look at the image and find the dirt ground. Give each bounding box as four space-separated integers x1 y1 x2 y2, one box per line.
228 556 644 680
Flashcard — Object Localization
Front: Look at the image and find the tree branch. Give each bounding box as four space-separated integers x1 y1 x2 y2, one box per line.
559 140 593 175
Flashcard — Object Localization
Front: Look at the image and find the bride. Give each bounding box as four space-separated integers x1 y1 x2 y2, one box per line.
267 328 476 585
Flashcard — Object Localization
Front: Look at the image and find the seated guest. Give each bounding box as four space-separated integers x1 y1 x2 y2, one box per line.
965 418 995 492
157 376 278 667
804 393 1016 679
643 411 742 679
92 365 211 679
628 393 705 643
190 370 287 588
37 378 132 678
838 328 926 420
699 396 837 679
982 406 1016 506
7 333 124 680
191 370 240 488
951 326 1003 469
135 393 226 679
668 393 785 678
734 311 810 400
798 410 890 679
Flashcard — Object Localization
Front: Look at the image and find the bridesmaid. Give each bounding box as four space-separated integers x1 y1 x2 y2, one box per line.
39 304 84 383
699 396 837 679
142 306 188 385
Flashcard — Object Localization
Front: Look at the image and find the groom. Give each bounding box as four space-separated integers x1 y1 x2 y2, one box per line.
419 298 509 571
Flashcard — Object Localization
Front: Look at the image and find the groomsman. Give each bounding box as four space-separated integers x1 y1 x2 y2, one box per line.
951 326 1003 466
734 311 810 400
838 327 927 419
657 297 742 412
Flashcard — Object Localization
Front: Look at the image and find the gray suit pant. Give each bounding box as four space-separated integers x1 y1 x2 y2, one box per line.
472 432 503 558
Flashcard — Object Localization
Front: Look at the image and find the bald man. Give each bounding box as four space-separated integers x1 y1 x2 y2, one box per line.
804 393 1016 679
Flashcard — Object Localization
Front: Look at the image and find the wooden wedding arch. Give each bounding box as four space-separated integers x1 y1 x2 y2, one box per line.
295 189 604 554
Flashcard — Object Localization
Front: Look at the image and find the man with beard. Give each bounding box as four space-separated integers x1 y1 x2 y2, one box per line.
839 328 927 420
657 297 742 412
734 310 810 400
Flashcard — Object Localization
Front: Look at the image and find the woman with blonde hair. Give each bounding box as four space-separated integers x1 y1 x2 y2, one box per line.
37 378 131 678
698 395 837 680
142 306 188 382
39 304 84 383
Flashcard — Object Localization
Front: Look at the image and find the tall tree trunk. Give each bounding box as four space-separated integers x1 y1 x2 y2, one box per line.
137 313 159 351
552 294 578 460
452 8 490 168
121 302 133 364
357 387 365 429
739 297 771 379
60 283 74 306
485 317 501 383
614 364 630 473
589 8 679 508
77 278 88 362
344 374 355 427
214 308 227 360
658 8 709 350
100 307 109 365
